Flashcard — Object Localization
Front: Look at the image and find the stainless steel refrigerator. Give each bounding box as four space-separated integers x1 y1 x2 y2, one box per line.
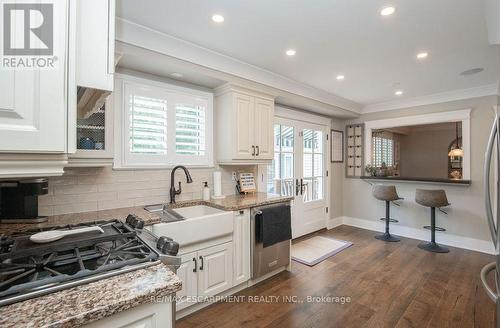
482 88 500 328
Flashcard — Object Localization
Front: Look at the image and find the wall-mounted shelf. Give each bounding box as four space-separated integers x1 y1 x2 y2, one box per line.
345 124 364 178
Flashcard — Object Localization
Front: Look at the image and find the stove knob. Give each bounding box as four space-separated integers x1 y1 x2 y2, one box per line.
125 214 145 230
126 214 138 226
156 236 179 256
156 236 173 251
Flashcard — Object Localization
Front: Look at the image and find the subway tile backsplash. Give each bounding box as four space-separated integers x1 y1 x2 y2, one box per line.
38 165 257 216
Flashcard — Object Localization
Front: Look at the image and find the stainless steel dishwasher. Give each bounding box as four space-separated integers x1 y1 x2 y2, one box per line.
251 203 291 279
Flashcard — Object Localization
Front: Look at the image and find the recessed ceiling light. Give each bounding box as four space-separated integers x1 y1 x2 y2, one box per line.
380 6 396 16
336 75 345 80
212 14 224 23
170 72 183 78
460 68 484 76
395 90 403 96
416 52 428 59
286 49 296 56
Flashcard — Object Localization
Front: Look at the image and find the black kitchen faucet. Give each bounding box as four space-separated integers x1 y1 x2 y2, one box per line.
170 166 193 203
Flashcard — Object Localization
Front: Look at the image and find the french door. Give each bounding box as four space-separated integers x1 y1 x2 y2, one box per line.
267 118 328 238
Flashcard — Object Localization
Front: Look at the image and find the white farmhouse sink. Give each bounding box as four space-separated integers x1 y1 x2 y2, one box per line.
151 205 233 247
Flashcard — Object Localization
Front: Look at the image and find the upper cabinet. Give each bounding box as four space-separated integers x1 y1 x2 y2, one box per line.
76 0 115 91
69 0 116 167
0 0 116 177
0 0 72 154
215 85 275 164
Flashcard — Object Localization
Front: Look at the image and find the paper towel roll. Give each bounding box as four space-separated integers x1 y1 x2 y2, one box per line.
213 171 222 197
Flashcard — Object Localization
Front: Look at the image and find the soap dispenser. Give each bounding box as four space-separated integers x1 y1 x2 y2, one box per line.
203 182 210 201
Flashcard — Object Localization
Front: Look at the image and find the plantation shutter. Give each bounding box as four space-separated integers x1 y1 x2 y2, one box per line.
175 103 206 156
129 94 168 155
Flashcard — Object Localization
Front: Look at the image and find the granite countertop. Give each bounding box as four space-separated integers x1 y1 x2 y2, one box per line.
0 206 162 236
0 263 182 328
168 192 294 211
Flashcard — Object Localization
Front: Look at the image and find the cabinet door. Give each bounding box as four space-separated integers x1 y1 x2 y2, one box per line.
176 252 198 311
76 0 115 91
198 242 233 297
0 1 69 152
233 93 255 159
254 97 274 160
233 210 251 286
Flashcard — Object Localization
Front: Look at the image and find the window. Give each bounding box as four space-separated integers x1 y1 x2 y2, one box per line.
372 132 394 167
175 103 206 156
129 95 168 155
117 76 213 168
302 129 324 202
267 124 295 196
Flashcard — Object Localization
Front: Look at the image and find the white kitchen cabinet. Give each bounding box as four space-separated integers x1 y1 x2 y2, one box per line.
175 241 235 312
215 84 275 164
82 301 173 328
0 1 71 153
234 93 255 159
253 97 274 160
76 0 115 91
198 242 233 297
176 252 198 311
233 210 251 286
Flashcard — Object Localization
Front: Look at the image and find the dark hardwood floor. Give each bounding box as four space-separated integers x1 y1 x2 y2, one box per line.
177 226 496 328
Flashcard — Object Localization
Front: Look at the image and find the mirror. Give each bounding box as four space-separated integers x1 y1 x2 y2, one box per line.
368 122 464 180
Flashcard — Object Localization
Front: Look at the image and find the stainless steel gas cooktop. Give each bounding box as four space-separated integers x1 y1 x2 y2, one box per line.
0 216 180 307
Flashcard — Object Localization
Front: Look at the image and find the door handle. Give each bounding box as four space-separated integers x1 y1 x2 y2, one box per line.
480 262 498 302
252 145 256 156
192 257 197 273
300 179 305 195
295 179 300 196
256 146 260 156
199 256 204 270
484 115 498 248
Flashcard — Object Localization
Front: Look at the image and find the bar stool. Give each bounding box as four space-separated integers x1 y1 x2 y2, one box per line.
415 189 450 253
372 185 403 242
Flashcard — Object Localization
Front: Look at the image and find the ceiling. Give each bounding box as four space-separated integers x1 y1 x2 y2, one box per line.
117 0 500 108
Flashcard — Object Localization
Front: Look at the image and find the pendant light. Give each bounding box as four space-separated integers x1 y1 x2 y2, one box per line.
448 122 464 157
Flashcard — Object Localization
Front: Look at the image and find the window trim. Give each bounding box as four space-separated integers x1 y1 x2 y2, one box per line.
114 73 214 169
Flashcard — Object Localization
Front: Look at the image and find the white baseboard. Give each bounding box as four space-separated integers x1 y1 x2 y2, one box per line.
326 216 344 229
327 216 495 255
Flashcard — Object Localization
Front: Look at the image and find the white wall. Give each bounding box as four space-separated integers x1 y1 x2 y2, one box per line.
338 95 497 253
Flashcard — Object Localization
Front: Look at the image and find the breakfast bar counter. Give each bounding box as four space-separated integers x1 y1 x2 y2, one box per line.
360 176 471 186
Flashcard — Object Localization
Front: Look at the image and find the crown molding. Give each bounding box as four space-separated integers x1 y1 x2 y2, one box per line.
115 18 362 115
362 84 499 114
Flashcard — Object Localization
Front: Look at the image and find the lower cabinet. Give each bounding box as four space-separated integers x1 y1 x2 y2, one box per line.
198 242 233 297
233 209 251 286
177 242 233 311
176 210 251 312
83 301 173 328
176 252 198 311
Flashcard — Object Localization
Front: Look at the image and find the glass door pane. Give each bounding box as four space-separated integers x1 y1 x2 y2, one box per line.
267 124 295 196
302 129 324 202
